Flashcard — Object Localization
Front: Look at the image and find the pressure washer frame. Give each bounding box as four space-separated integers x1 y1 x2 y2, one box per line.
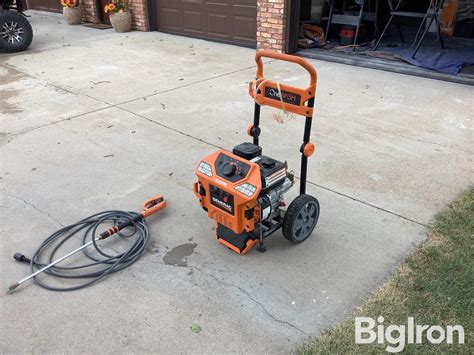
247 50 317 195
195 50 320 254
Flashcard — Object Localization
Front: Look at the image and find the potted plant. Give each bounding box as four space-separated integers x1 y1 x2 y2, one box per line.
104 0 131 33
61 0 82 25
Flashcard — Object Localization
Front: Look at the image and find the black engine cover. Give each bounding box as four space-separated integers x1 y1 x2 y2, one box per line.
233 142 262 160
254 156 284 177
232 142 286 190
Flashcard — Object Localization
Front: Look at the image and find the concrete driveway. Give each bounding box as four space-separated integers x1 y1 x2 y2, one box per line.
1 11 472 353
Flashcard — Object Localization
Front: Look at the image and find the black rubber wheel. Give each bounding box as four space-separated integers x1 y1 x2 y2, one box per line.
0 11 33 53
282 194 320 244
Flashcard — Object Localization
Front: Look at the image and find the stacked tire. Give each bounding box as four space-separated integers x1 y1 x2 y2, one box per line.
0 10 33 53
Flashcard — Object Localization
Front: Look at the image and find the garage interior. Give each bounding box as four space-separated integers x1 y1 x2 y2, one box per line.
290 0 474 84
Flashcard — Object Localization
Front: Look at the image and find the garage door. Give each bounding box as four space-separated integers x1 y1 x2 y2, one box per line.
26 0 62 13
155 0 257 47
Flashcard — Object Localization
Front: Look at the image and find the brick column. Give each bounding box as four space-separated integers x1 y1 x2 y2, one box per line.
129 0 150 31
256 0 287 53
80 0 150 31
82 0 100 23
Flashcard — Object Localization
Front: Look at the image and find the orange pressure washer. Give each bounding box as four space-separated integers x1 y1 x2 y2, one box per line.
194 51 320 255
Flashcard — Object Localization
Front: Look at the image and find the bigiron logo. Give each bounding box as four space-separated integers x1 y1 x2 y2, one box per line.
355 317 465 353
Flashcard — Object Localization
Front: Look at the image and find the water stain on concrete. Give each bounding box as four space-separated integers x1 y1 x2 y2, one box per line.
0 89 22 114
0 132 7 147
162 243 197 267
0 67 28 114
0 66 27 85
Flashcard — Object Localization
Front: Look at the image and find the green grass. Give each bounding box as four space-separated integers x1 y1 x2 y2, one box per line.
300 188 474 354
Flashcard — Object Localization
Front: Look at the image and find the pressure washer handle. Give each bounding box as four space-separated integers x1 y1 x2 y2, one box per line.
99 195 166 239
142 195 166 218
255 50 317 86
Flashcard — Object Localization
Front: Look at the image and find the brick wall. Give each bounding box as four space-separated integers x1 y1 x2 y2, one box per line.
256 0 287 53
81 0 99 24
80 0 150 31
129 0 149 31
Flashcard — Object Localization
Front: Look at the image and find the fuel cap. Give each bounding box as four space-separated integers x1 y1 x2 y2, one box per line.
223 162 237 176
261 158 275 169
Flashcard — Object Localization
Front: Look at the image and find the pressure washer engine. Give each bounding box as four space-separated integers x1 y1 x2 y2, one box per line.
194 51 320 255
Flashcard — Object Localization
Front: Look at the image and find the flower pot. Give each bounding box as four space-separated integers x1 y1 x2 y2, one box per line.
110 12 132 33
63 6 83 25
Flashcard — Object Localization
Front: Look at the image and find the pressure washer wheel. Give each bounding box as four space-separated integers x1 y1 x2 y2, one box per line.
282 194 320 244
0 11 33 53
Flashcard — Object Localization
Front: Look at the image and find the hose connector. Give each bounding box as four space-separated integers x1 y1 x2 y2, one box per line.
13 253 31 263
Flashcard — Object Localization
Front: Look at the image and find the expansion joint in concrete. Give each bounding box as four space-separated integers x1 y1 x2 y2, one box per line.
304 181 429 228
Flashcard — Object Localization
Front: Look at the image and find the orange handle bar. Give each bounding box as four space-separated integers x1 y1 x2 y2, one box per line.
100 195 166 239
255 50 317 87
142 194 167 218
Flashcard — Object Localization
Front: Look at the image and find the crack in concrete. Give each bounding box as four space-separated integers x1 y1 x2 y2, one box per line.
116 64 260 106
10 106 112 137
4 61 261 138
117 106 223 149
1 193 64 227
140 257 307 335
192 265 308 336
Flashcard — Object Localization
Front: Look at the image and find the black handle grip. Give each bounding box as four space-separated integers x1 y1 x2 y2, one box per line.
99 215 143 239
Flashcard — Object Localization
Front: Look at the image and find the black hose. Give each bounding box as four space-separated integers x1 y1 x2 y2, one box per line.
25 210 149 291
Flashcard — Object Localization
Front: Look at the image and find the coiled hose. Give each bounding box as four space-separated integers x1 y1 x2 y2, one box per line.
24 210 149 291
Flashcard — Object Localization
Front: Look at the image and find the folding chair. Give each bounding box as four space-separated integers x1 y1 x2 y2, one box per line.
374 0 445 58
412 0 446 58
